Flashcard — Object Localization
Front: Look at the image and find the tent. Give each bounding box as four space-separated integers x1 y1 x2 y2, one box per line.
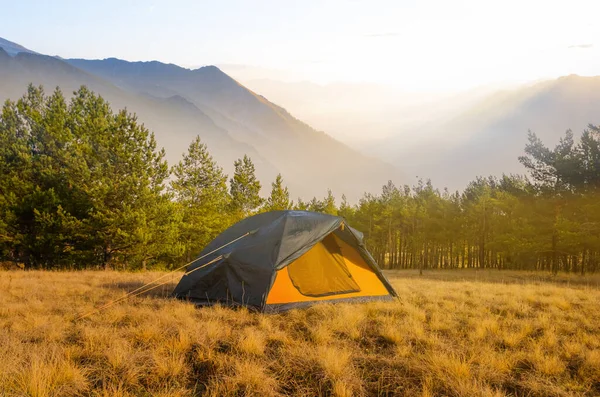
172 210 397 312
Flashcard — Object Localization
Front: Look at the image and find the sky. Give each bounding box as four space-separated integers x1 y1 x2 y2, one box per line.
2 0 600 92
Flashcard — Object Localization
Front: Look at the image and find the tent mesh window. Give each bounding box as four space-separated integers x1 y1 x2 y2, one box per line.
287 234 361 297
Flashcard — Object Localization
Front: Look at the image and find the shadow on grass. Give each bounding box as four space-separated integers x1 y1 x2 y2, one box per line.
99 280 179 298
384 269 600 289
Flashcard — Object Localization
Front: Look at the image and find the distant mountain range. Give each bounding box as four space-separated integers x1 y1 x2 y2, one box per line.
225 66 600 191
230 76 505 147
0 37 398 201
2 36 599 194
0 37 38 56
363 74 600 189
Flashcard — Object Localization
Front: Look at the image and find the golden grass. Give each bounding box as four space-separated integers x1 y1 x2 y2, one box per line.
0 269 599 396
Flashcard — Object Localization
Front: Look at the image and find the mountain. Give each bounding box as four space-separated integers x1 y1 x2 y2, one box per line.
65 57 399 199
4 36 598 196
0 38 399 200
0 37 37 56
0 47 271 189
224 78 416 145
365 75 600 190
219 63 520 148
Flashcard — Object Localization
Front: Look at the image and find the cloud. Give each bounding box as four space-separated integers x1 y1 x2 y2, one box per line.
568 44 593 49
364 32 399 38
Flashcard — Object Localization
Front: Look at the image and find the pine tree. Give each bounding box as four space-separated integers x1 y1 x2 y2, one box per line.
0 95 33 262
322 189 338 215
0 85 85 267
294 198 309 210
578 124 600 190
519 129 581 192
0 85 176 269
338 194 354 219
134 196 183 271
307 197 324 213
265 174 292 211
129 132 182 270
171 136 230 261
230 155 263 218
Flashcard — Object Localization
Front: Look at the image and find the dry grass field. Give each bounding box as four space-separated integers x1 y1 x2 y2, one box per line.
1 269 599 397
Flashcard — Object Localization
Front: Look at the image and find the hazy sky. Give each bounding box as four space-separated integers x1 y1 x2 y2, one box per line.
2 0 600 91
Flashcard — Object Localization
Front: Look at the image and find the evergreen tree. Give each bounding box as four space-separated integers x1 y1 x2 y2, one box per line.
0 96 33 262
302 190 338 215
0 85 91 267
230 155 263 218
519 129 581 192
338 194 354 219
78 94 173 269
294 198 309 210
307 197 324 213
134 197 183 270
322 189 338 215
0 85 175 269
171 136 230 261
265 174 292 211
578 124 600 191
127 134 183 270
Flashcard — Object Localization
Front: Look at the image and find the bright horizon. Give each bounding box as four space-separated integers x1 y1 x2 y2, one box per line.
2 0 600 93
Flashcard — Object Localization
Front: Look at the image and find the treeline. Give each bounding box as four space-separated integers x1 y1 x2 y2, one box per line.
0 86 277 269
342 128 600 274
343 176 600 274
1 85 599 273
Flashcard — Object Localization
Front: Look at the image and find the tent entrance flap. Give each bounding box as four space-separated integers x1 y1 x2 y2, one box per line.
265 232 391 305
287 234 361 297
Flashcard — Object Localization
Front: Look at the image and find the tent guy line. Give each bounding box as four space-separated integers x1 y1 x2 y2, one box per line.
74 230 254 321
76 255 225 321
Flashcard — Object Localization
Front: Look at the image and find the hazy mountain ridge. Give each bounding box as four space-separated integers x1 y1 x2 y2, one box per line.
6 36 596 196
0 37 37 56
364 75 600 190
67 58 310 137
222 69 520 148
0 39 399 200
0 47 273 188
65 56 399 199
226 68 600 191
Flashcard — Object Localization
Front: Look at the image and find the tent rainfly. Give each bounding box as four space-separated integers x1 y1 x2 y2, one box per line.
172 210 397 312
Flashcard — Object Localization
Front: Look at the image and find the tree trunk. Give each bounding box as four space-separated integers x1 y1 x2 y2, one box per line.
103 246 110 271
479 237 485 269
551 231 558 275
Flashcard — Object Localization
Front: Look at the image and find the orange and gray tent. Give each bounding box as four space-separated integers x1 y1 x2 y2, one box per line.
172 210 397 312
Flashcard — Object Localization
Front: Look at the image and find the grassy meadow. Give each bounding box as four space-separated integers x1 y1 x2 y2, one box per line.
0 269 599 397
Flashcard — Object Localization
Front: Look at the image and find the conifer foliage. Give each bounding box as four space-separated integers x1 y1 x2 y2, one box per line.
0 85 177 269
340 128 600 274
171 136 231 261
1 85 599 272
229 155 263 219
265 174 292 211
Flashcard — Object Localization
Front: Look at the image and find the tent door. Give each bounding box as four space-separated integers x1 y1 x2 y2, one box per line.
286 234 361 297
